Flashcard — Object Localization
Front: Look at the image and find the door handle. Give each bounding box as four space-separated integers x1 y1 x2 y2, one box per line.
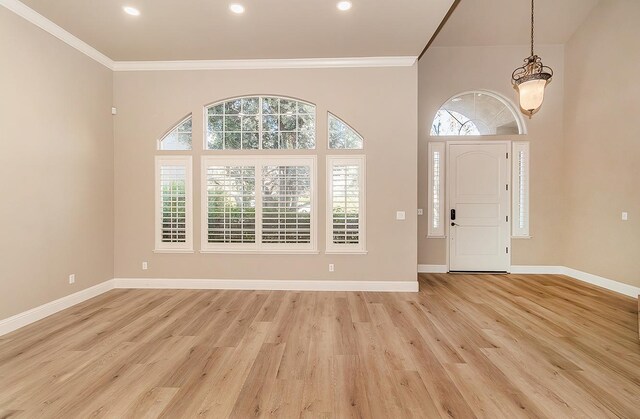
450 209 456 221
451 222 459 227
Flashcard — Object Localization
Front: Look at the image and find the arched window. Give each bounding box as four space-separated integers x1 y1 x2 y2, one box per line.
158 115 192 150
430 91 524 136
205 96 316 150
328 113 364 149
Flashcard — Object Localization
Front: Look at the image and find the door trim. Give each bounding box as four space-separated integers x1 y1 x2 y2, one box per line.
445 141 512 273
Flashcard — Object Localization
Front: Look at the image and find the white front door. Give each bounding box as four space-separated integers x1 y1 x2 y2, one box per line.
448 143 510 272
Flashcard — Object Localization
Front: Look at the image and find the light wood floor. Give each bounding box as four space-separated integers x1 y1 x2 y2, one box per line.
0 274 638 418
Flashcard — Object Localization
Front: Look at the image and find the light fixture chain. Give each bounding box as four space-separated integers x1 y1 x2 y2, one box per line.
531 0 535 56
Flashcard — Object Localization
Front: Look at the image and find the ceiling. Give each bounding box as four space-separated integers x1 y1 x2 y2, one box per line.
17 0 455 61
433 0 599 47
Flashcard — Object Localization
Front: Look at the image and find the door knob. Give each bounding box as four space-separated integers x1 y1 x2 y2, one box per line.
451 222 458 227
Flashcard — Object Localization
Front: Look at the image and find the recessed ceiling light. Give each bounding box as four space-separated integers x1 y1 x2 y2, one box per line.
123 6 140 16
229 4 245 14
337 1 352 11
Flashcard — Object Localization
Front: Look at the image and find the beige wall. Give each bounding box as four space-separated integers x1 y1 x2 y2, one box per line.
113 67 418 282
418 45 566 267
0 8 114 318
563 0 640 288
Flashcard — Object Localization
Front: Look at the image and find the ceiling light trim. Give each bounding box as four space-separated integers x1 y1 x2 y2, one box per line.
0 0 115 69
112 57 418 72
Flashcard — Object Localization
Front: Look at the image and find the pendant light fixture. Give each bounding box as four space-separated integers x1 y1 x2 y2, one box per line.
511 0 553 118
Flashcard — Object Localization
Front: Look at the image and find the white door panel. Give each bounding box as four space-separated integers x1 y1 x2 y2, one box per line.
448 143 510 272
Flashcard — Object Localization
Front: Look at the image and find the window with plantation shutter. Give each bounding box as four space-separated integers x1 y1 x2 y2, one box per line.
201 156 316 253
205 164 256 248
262 165 312 245
155 156 193 252
326 156 366 253
512 142 530 237
428 142 445 237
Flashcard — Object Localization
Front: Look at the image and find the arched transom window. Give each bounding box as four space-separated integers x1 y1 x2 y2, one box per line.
205 96 316 150
328 113 363 149
431 91 524 136
159 115 193 150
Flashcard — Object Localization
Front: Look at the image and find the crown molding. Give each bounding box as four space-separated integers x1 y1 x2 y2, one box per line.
111 56 418 72
0 0 418 71
0 0 115 69
2 0 417 72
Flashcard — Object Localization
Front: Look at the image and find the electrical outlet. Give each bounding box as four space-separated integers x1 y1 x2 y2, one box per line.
142 261 148 270
68 274 75 284
396 211 406 220
622 212 628 221
417 209 424 216
329 264 335 272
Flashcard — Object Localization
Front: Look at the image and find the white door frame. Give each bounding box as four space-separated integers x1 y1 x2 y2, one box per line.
445 140 512 273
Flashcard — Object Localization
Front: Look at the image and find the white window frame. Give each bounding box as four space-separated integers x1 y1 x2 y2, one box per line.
427 142 446 237
326 155 367 254
201 155 317 254
512 141 530 238
154 156 193 253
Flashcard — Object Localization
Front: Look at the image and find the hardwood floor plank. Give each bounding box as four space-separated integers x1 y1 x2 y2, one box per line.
262 378 305 417
122 387 180 419
333 354 373 418
300 315 334 417
228 342 285 418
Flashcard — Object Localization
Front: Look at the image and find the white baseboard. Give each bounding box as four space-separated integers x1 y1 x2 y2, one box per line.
419 264 639 298
113 278 419 293
417 264 448 273
0 279 115 336
562 267 640 298
509 265 565 274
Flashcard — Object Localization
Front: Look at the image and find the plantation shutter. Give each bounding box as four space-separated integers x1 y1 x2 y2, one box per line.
427 142 445 237
326 156 366 253
512 142 530 237
155 156 192 252
201 156 316 252
261 165 312 245
206 165 256 245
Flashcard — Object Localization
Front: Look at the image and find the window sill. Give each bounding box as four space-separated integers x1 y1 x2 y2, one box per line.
324 250 368 255
199 250 320 255
153 249 195 254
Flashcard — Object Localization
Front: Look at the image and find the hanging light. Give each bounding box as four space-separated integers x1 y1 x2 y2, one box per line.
511 0 553 118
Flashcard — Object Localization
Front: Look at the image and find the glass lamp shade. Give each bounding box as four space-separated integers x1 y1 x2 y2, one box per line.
516 78 548 116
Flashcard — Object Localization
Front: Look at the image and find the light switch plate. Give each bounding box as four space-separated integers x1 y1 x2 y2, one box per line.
396 211 406 220
622 212 628 221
